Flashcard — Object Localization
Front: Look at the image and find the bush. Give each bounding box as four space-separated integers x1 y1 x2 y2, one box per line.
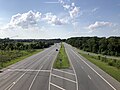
98 56 100 60
116 60 120 69
108 60 114 66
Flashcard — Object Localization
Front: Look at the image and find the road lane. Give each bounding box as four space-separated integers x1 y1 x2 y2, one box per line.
64 43 120 90
0 43 60 90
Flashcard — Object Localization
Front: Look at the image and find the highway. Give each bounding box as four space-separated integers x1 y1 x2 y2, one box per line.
0 43 120 90
0 44 60 90
64 43 120 90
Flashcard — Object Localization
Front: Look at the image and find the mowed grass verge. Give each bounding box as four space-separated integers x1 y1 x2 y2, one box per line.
79 51 120 82
0 49 43 69
53 43 70 69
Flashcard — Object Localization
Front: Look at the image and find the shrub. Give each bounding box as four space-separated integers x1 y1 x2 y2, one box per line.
108 60 114 66
116 60 120 69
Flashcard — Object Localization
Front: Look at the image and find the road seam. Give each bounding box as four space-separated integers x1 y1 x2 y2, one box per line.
28 50 56 90
8 69 50 72
71 49 117 90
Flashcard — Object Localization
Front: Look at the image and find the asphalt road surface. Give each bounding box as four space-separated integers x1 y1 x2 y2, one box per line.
0 43 120 90
64 43 120 90
0 43 60 90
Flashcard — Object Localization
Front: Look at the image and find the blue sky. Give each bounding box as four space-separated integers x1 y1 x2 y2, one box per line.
0 0 120 39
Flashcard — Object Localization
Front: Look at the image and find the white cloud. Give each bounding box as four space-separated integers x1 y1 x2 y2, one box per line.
87 21 112 30
4 10 42 29
71 3 75 7
69 7 80 18
59 0 80 18
1 10 69 30
63 4 70 9
43 13 67 25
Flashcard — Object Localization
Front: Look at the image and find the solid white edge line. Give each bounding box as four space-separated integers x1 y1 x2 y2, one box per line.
65 45 78 90
50 82 65 90
51 73 77 83
53 69 75 76
49 44 60 90
71 49 117 90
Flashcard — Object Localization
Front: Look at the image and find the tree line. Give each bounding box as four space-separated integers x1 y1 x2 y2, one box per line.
0 38 57 51
0 38 61 68
66 37 120 56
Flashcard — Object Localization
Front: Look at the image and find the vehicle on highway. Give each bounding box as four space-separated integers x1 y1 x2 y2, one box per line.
0 70 3 73
56 49 58 51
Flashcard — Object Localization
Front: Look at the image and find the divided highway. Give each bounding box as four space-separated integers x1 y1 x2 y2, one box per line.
0 43 120 90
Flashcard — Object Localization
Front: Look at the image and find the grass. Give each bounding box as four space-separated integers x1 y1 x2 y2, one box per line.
79 51 120 82
53 43 70 69
0 49 43 69
77 49 120 60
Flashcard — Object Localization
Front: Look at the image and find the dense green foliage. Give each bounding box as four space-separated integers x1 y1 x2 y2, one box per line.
0 50 42 69
0 38 60 69
0 38 54 50
66 37 120 56
79 51 120 82
53 43 70 69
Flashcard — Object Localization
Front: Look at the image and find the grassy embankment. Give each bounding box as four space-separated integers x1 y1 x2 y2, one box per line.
0 49 43 69
78 50 120 82
53 43 70 69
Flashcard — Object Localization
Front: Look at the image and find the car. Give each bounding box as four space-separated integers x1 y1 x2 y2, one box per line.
56 49 58 51
0 70 3 73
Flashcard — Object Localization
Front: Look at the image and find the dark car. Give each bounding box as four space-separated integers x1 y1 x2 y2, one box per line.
56 49 58 51
0 70 3 73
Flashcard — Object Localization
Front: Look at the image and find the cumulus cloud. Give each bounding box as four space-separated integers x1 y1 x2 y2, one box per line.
87 21 112 30
59 0 80 18
1 0 80 31
2 10 69 30
43 13 67 25
5 10 42 29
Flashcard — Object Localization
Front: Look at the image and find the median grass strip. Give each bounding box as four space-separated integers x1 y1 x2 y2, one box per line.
78 51 120 82
0 49 43 69
53 43 70 69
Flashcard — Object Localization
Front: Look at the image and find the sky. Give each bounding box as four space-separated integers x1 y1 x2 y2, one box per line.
0 0 120 39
